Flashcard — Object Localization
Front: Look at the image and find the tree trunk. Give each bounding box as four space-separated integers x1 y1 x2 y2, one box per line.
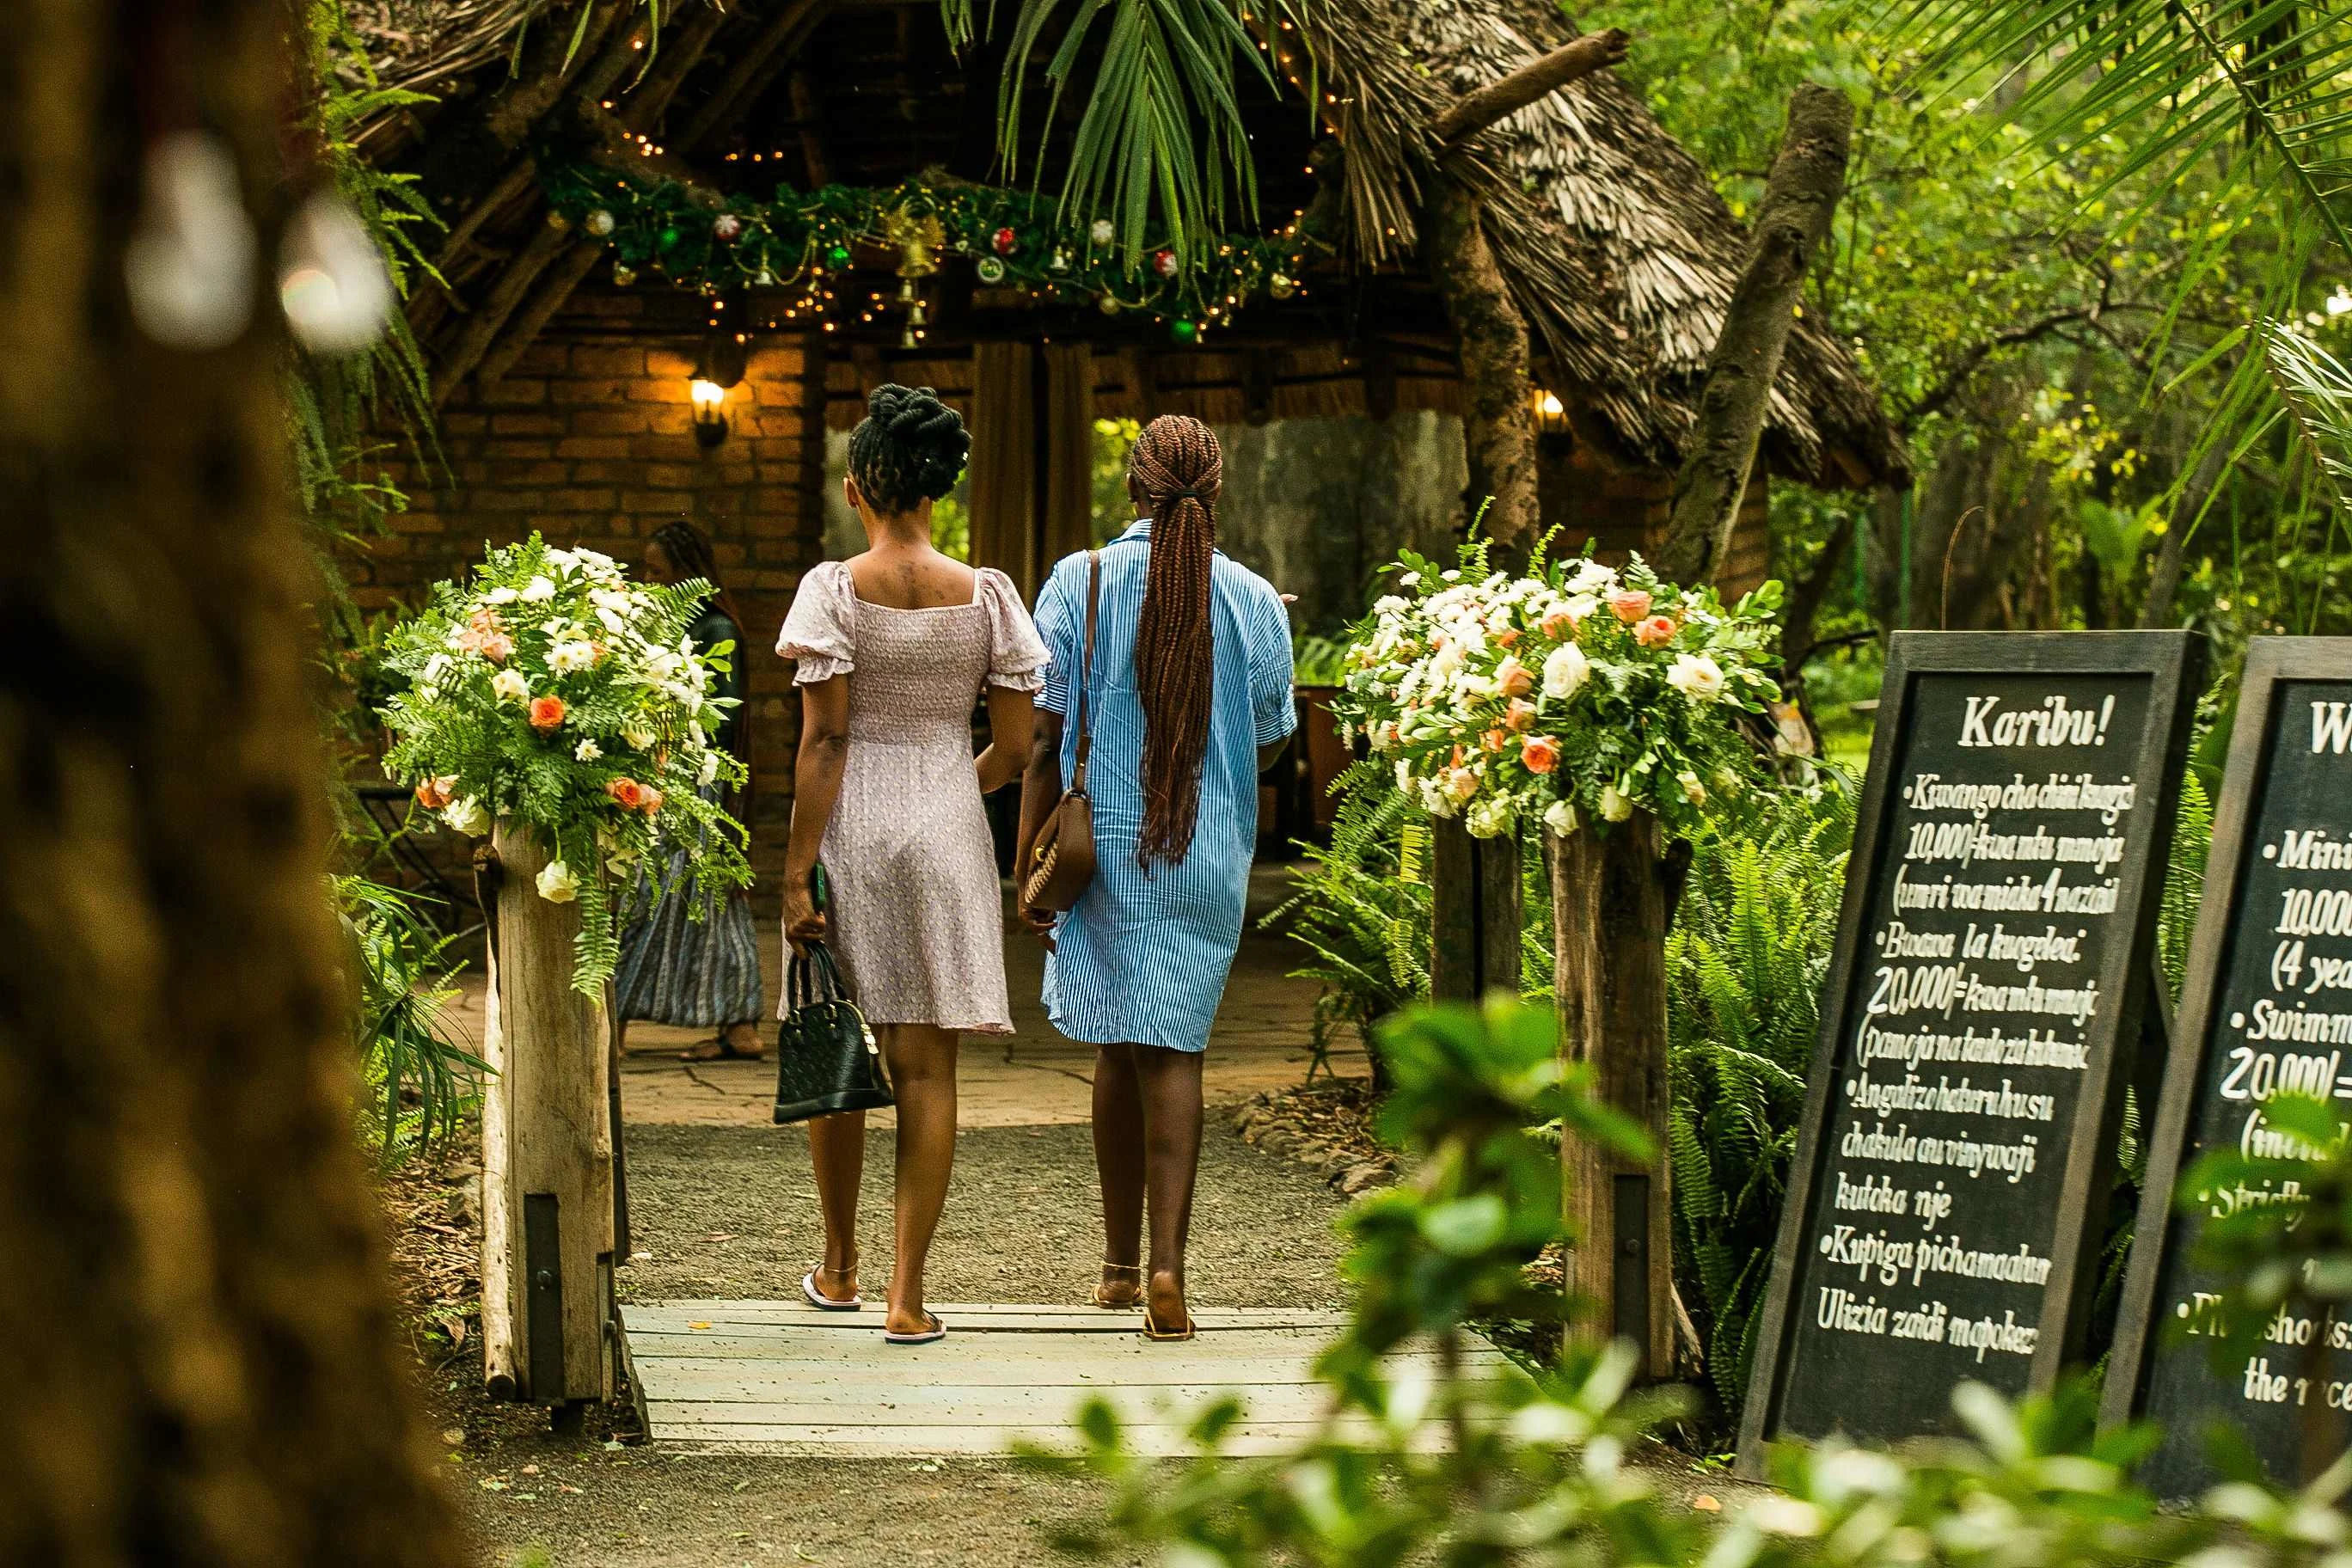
1549 817 1675 1382
1424 180 1540 548
0 3 463 1562
1656 84 1855 586
480 826 616 1409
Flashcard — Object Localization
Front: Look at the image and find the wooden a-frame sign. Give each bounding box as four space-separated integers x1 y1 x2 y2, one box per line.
2102 638 2352 1500
1737 631 2202 1477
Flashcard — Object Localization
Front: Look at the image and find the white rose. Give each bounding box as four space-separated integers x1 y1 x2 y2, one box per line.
490 669 530 703
519 574 558 603
482 585 520 605
1565 560 1617 594
621 720 657 751
1445 767 1479 803
597 605 629 635
1541 642 1590 700
1542 798 1578 836
1374 595 1408 616
1665 652 1726 701
697 750 722 788
1418 778 1458 818
1467 795 1515 839
536 859 579 903
575 738 603 763
1599 781 1633 822
544 548 578 574
442 797 490 836
1678 769 1708 806
1396 759 1416 793
1429 641 1466 681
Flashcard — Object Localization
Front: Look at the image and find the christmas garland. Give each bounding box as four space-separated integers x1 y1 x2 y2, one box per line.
538 159 1311 339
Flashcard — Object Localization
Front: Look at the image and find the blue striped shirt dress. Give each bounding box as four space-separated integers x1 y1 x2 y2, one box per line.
1033 519 1296 1052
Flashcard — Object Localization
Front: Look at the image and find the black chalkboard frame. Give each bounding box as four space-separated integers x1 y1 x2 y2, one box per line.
2098 638 2352 1450
1736 630 2203 1479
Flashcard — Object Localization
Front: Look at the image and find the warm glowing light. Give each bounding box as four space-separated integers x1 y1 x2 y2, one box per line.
689 378 727 416
1540 392 1564 416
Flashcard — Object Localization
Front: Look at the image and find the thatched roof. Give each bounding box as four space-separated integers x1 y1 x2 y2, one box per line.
352 0 1904 488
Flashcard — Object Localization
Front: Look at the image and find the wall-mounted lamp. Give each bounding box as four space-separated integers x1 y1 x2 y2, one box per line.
689 323 749 450
1532 387 1571 438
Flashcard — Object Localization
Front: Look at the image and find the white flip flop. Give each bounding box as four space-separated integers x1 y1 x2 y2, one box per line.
801 1269 862 1311
884 1310 946 1346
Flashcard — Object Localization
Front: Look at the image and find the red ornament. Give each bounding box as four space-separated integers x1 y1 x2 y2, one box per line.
713 213 744 244
991 226 1020 256
1152 247 1179 278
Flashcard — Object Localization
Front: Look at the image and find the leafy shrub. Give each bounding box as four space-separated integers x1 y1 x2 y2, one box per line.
337 876 484 1162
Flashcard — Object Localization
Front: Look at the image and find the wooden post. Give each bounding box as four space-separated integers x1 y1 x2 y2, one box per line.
481 824 616 1411
1430 818 1521 1002
1548 814 1674 1381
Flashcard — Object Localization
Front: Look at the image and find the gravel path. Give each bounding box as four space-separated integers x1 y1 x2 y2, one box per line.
457 1113 1354 1566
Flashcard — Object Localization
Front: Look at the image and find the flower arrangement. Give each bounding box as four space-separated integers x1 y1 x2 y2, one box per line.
1332 543 1782 842
378 535 750 993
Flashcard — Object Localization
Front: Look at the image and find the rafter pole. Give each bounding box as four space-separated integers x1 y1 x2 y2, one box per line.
477 242 609 390
680 0 831 150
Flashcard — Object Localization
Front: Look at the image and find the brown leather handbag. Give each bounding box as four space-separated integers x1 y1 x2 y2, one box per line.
1020 552 1100 914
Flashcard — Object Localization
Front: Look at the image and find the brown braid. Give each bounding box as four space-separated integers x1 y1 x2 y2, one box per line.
1129 415 1222 868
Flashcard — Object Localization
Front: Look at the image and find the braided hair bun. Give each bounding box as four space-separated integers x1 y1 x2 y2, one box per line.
847 383 970 515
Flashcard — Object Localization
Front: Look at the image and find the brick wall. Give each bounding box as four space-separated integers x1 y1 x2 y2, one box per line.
351 286 826 911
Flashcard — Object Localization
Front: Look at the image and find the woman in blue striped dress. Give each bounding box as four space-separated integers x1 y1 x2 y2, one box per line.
1016 414 1295 1340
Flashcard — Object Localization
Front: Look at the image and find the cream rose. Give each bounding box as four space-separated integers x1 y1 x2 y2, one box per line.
491 668 530 703
1540 641 1590 700
442 797 490 836
1467 795 1516 840
1677 769 1708 806
1599 781 1633 822
1666 652 1726 701
536 859 580 903
1542 798 1578 836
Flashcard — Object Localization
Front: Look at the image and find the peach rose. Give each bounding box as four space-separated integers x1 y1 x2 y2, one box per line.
1504 698 1537 732
1633 615 1676 647
1492 627 1522 649
478 632 515 664
1495 656 1534 700
639 786 665 816
605 776 645 811
529 695 567 731
414 775 458 811
1608 590 1654 622
1540 606 1579 639
1482 728 1508 754
468 606 505 634
1522 735 1560 775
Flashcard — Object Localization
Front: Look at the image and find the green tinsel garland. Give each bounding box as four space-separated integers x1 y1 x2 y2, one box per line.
538 160 1309 330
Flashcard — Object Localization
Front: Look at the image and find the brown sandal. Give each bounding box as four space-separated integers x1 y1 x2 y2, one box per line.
1091 1263 1142 1310
1141 1302 1196 1342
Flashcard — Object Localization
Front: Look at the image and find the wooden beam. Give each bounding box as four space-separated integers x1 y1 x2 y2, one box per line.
478 241 608 389
434 223 576 407
1655 83 1853 585
1430 28 1629 148
680 0 831 150
789 71 830 187
622 1 733 127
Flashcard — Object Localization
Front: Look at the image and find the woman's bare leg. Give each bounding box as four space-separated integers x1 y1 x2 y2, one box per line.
880 1023 960 1334
1093 1043 1146 1305
1135 1045 1204 1330
807 1109 866 1299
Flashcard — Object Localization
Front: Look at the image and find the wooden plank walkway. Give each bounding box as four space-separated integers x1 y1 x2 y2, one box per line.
623 1300 1510 1456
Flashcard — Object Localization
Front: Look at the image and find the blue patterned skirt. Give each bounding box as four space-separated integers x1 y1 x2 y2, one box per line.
613 812 765 1030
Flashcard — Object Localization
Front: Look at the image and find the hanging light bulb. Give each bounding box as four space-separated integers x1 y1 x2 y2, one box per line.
123 131 258 351
278 189 394 352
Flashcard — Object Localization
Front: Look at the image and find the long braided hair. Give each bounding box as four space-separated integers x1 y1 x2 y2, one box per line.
1129 415 1222 868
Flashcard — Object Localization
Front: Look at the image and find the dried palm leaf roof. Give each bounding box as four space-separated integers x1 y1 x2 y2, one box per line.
353 0 1904 488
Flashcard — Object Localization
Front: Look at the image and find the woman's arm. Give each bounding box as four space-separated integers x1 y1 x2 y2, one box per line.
781 677 851 951
974 684 1036 795
1013 710 1065 943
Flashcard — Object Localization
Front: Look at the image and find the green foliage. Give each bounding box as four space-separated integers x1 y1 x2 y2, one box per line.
1052 999 2350 1568
336 876 486 1162
1291 634 1351 688
1666 783 1856 1416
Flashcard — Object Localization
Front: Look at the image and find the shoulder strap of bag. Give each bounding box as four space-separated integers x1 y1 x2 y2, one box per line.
1072 551 1100 792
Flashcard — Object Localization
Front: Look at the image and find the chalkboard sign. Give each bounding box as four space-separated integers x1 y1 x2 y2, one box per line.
2104 639 2352 1498
1737 632 2202 1474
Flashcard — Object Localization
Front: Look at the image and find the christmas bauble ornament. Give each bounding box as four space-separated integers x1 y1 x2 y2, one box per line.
974 255 1007 285
1049 248 1071 273
1269 272 1297 299
1152 248 1179 278
826 242 854 269
612 261 637 286
546 209 572 232
657 224 682 251
1089 218 1116 248
1097 293 1121 315
1169 317 1198 344
991 226 1019 256
585 208 616 237
714 213 743 243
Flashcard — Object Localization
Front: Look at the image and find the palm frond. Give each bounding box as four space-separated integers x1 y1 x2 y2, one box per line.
2264 319 2352 518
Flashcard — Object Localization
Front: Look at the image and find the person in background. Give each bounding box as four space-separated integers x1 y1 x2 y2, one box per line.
1016 413 1296 1342
777 384 1048 1344
614 519 766 1062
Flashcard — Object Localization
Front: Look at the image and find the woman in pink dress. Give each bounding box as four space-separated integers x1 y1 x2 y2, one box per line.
776 385 1048 1344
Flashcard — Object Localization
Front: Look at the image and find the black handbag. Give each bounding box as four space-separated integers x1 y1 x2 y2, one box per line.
772 873 894 1124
